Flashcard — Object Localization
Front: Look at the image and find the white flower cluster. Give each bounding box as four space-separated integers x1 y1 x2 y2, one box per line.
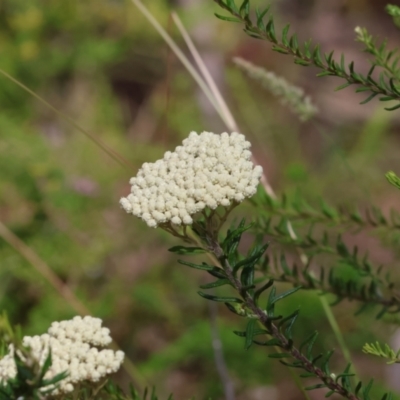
0 316 124 396
120 131 263 228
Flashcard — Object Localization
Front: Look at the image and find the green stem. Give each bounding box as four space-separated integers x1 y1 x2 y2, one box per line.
319 295 358 382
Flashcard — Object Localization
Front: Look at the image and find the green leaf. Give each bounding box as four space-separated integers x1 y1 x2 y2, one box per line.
266 17 277 43
299 331 319 359
199 279 231 289
316 71 334 77
363 379 374 398
385 102 400 111
290 34 299 53
386 171 400 190
359 92 378 105
233 243 269 273
222 219 251 256
214 13 242 23
294 58 311 66
272 46 290 55
178 260 215 271
282 24 290 46
279 310 299 339
313 44 323 67
226 0 239 13
245 319 257 349
239 0 250 18
198 291 243 303
335 82 352 91
255 6 270 30
268 352 291 358
169 246 205 255
269 286 302 306
254 279 274 305
305 384 327 390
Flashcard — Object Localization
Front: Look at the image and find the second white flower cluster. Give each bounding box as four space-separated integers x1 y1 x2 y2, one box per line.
0 316 124 396
120 131 263 228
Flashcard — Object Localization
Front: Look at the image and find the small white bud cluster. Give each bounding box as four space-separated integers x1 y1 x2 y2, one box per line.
120 131 263 228
0 346 16 384
0 316 124 396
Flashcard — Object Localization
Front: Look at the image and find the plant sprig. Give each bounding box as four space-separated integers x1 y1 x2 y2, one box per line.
172 220 393 400
213 0 400 110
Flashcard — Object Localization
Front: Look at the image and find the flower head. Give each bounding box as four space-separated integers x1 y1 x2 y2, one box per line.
120 131 263 228
0 316 124 396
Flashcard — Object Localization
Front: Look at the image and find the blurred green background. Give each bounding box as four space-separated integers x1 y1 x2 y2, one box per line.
1 0 400 399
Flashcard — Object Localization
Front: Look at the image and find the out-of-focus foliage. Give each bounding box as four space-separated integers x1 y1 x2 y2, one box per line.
2 0 400 398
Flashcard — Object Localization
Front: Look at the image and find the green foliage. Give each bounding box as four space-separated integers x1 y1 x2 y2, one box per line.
177 219 394 400
386 171 400 190
363 342 400 364
386 4 400 28
214 0 400 110
2 0 400 399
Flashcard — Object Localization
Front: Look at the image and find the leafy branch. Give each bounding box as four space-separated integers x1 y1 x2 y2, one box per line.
249 204 400 316
355 26 400 81
362 342 400 364
213 0 400 110
261 252 400 318
251 192 400 232
173 220 393 400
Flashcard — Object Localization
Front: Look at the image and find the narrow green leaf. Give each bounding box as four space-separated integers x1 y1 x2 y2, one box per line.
305 384 327 390
316 71 333 77
294 58 311 66
270 286 302 306
376 306 389 319
256 6 270 30
226 0 239 13
282 24 290 46
207 268 228 279
313 44 323 66
355 86 371 93
325 50 334 65
272 46 289 55
239 0 250 18
385 102 400 111
363 379 374 398
281 310 299 340
340 53 345 71
214 13 242 23
359 92 378 105
268 352 291 358
264 338 281 346
245 319 257 350
198 291 243 303
254 279 274 305
355 381 362 395
386 171 400 190
379 96 396 101
169 246 206 255
335 82 352 91
390 78 400 94
300 372 316 378
290 34 299 53
178 260 215 271
266 17 277 43
199 279 231 289
304 332 319 359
